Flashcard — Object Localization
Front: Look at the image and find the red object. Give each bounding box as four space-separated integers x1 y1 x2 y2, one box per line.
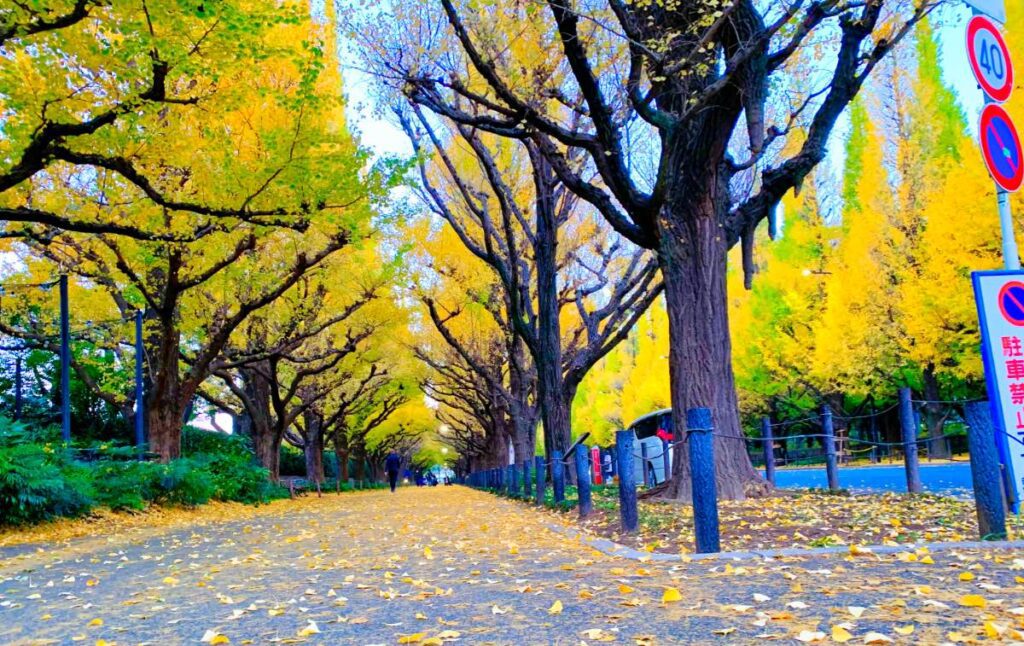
967 16 1014 103
656 428 673 442
591 446 602 484
979 104 1024 193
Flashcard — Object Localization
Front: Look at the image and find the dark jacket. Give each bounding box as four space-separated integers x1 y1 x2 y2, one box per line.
385 452 401 473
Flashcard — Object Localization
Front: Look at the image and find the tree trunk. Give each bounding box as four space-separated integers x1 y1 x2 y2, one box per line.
303 412 324 484
242 363 279 479
512 415 536 465
147 321 183 461
922 364 950 459
533 155 573 461
333 428 350 482
658 197 768 501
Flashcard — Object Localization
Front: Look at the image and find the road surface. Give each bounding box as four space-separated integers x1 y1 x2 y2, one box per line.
1 487 1021 644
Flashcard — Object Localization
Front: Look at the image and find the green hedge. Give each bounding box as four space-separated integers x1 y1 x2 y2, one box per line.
0 421 288 526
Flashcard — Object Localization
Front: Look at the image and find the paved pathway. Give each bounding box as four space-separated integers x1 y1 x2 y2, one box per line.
1 487 1022 644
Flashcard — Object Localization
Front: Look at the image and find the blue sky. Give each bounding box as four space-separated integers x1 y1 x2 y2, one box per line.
337 2 996 178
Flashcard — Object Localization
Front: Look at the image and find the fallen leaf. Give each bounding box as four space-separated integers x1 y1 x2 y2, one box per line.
662 588 682 603
548 600 563 615
862 632 892 644
831 625 853 643
794 630 826 643
958 594 986 608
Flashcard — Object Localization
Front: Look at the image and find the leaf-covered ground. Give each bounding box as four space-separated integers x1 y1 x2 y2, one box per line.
574 486 1022 554
1 486 1023 644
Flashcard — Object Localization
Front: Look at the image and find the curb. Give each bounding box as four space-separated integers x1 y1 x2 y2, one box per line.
548 524 1024 562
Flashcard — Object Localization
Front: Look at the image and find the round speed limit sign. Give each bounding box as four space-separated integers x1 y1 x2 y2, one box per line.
967 15 1014 103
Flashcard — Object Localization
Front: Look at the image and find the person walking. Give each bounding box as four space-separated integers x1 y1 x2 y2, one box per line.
385 451 401 493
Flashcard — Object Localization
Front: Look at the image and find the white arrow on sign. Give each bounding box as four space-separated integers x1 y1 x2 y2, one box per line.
964 0 1006 23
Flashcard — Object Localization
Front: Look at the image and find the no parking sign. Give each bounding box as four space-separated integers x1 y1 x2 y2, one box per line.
973 271 1024 511
979 104 1024 193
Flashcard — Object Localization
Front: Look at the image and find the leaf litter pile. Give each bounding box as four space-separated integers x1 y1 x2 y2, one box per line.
574 486 1022 554
1 486 1023 644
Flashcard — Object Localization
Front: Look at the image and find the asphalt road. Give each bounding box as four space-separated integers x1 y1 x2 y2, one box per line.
1 487 1021 644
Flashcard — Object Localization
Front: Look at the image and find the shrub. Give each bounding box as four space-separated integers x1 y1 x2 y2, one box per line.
0 423 95 523
153 458 217 507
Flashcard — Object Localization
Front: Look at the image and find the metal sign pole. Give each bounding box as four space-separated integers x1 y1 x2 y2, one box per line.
997 188 1020 270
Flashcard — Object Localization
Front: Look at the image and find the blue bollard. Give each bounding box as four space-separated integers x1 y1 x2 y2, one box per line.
523 460 532 498
761 416 775 486
898 388 923 494
574 445 592 518
615 430 639 532
687 408 720 554
821 405 840 490
552 450 565 503
964 401 1008 540
535 455 546 505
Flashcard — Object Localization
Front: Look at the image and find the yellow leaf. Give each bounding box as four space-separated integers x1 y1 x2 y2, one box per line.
423 547 433 560
662 588 682 603
88 619 103 627
863 632 892 644
211 636 230 645
919 556 934 564
297 621 320 637
983 621 1006 638
415 613 427 620
420 640 442 646
831 625 853 643
435 631 460 640
579 590 594 599
958 594 986 608
893 625 914 636
946 632 964 643
398 634 425 644
847 606 866 619
958 572 974 582
548 600 563 615
618 584 634 594
163 576 179 585
712 627 735 636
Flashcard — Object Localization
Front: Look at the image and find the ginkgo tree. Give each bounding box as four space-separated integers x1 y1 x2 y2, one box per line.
399 107 660 467
0 1 386 461
355 0 940 500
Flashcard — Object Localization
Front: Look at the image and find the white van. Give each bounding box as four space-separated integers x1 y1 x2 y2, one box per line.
624 408 674 486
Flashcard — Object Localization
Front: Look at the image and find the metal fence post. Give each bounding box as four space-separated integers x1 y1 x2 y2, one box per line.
615 430 638 533
640 442 650 487
13 355 22 421
134 309 145 453
687 408 720 554
898 388 923 494
661 438 671 484
59 274 71 443
574 444 592 518
761 416 775 486
535 455 546 505
552 450 565 503
820 405 840 490
964 401 1008 540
